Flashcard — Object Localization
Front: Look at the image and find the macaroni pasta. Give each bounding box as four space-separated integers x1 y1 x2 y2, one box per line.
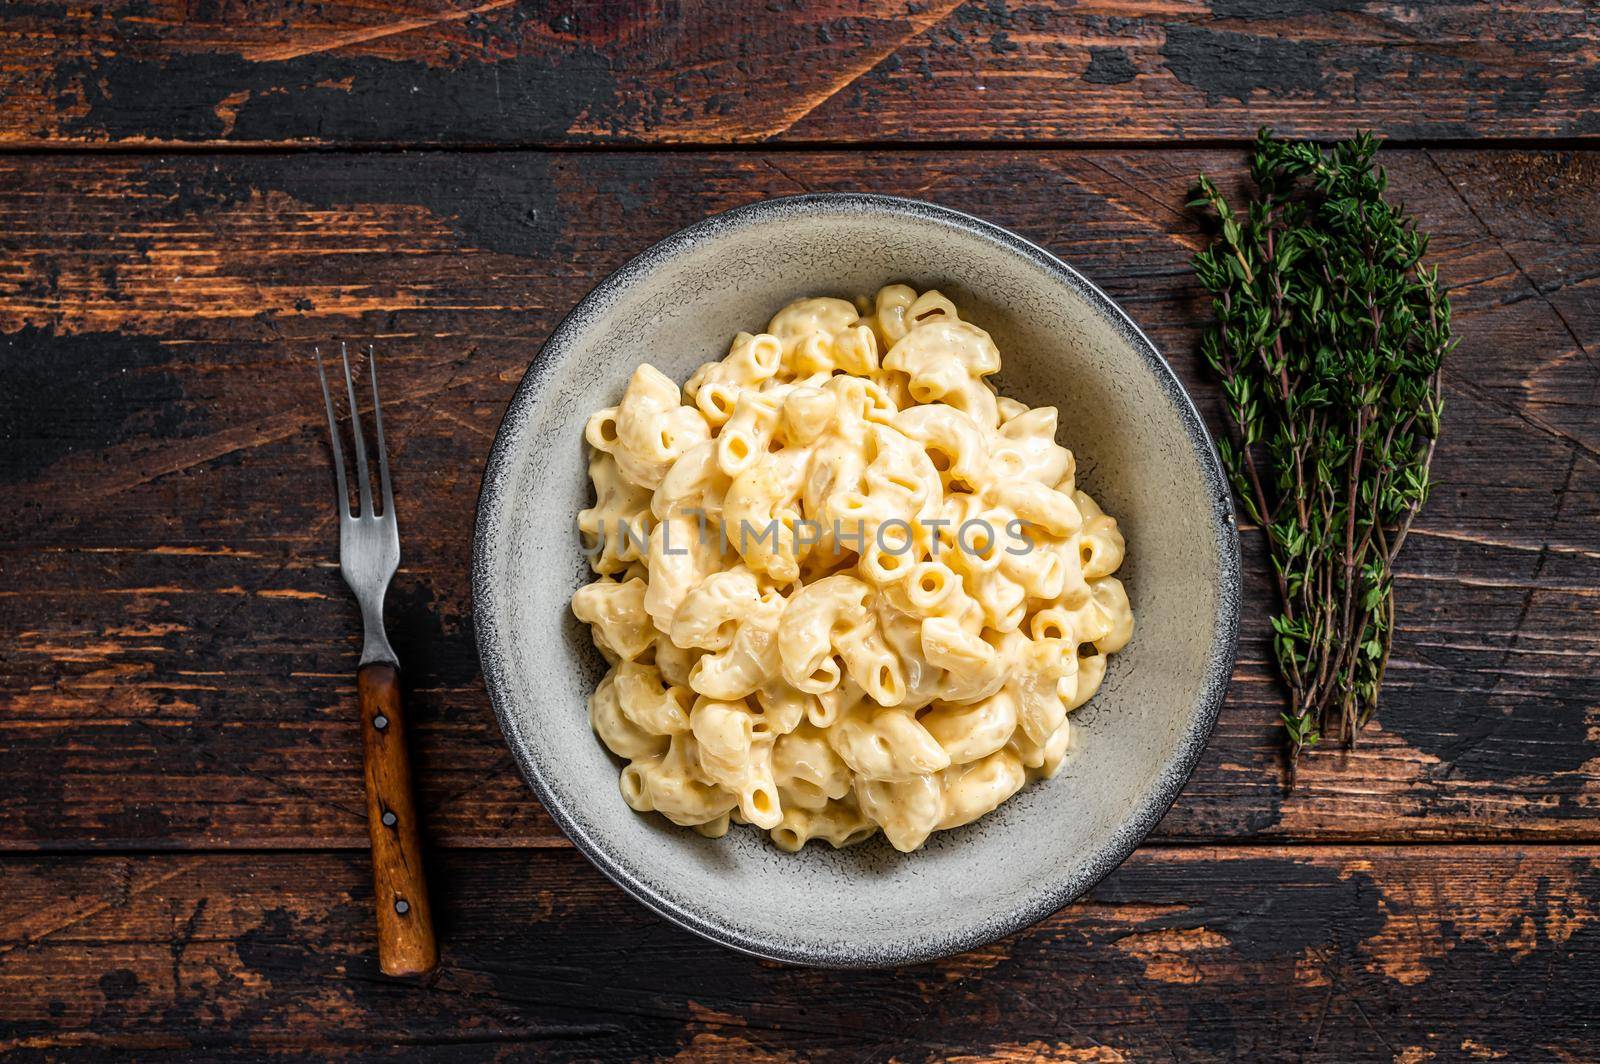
571 287 1133 853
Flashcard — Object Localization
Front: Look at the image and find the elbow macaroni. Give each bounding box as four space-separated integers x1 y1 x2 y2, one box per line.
572 288 1133 853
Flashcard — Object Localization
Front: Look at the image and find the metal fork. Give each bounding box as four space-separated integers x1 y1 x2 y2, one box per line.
316 343 438 977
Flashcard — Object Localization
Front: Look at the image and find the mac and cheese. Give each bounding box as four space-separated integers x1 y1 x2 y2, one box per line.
571 287 1132 853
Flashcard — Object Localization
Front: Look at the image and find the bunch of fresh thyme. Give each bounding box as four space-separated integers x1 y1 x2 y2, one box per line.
1191 130 1453 779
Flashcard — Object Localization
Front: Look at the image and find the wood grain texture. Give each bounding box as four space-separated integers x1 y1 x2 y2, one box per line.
1 0 1598 147
357 662 437 977
2 845 1597 1059
1 148 1596 852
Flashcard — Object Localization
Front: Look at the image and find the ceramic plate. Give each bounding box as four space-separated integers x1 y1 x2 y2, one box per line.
473 194 1240 967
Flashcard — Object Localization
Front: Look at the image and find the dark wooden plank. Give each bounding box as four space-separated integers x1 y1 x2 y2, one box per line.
1 149 1596 851
1 0 1598 147
2 846 1597 1059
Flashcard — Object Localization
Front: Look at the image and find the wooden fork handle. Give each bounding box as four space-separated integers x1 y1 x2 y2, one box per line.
358 662 438 976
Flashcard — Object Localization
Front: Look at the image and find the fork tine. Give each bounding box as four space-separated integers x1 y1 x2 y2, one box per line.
368 345 395 520
341 342 375 516
315 347 350 516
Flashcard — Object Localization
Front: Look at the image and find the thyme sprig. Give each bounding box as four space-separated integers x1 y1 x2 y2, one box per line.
1191 130 1454 780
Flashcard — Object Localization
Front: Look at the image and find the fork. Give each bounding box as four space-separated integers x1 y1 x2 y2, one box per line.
316 343 438 977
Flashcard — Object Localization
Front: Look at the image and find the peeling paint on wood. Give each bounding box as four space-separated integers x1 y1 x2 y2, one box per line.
0 149 1596 853
0 847 1596 1058
0 1 1597 146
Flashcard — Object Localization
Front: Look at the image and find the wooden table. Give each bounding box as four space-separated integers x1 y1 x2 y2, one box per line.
2 3 1598 1059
